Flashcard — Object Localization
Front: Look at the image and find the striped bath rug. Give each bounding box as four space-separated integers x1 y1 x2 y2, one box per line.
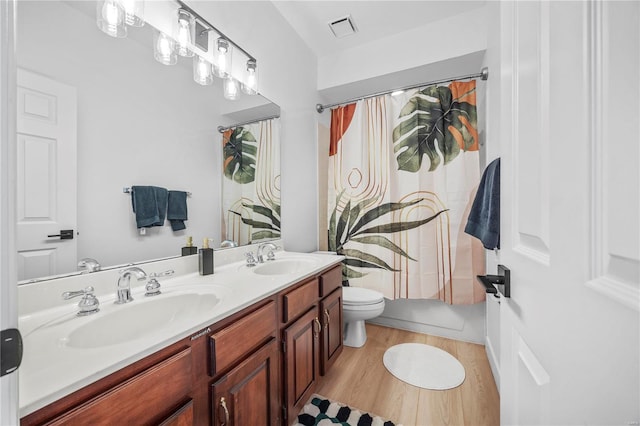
294 395 400 426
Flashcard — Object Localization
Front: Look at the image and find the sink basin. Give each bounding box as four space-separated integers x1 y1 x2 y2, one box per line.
66 292 220 348
252 258 317 276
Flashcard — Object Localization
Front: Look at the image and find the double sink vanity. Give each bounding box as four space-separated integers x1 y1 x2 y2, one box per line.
18 246 344 425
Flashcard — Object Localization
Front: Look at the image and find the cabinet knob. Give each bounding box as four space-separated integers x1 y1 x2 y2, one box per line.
323 309 330 329
219 397 229 426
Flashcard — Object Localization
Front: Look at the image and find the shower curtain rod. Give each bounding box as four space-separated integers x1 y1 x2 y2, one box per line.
315 67 489 113
217 114 280 133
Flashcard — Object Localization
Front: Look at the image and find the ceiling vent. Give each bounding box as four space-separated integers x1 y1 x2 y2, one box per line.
328 15 358 38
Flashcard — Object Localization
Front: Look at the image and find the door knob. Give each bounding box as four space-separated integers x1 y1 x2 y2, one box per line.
47 229 74 240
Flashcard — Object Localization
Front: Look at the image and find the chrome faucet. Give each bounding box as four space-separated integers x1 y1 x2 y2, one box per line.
256 242 278 263
116 267 146 304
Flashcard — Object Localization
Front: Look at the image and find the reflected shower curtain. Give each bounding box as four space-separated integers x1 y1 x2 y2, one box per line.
328 81 485 304
221 118 280 246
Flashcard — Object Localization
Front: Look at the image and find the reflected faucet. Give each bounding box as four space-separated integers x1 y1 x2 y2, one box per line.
256 242 278 263
78 258 101 273
116 267 147 304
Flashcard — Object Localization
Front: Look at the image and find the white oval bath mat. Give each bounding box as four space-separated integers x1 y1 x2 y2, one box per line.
383 343 465 390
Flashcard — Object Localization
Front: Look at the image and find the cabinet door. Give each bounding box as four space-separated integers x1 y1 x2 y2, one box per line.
320 288 343 375
211 339 279 426
283 308 321 424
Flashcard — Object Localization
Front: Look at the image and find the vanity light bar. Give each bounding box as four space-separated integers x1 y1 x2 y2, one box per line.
176 0 256 62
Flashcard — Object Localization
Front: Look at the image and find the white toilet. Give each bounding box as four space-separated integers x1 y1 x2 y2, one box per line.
342 286 385 348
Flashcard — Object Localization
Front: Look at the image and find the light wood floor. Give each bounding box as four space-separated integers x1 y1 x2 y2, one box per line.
316 324 500 426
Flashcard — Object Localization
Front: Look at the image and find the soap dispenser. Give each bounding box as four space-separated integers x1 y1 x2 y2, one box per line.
182 236 197 256
198 238 214 275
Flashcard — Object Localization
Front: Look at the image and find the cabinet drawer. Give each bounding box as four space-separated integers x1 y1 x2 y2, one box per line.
319 265 342 297
282 278 318 323
47 348 192 425
209 300 276 376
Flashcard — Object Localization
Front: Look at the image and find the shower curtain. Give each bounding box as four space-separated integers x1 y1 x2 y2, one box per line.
221 118 280 246
328 81 485 304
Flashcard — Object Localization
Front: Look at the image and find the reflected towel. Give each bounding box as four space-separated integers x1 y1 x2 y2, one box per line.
167 190 188 231
131 186 168 229
464 158 500 250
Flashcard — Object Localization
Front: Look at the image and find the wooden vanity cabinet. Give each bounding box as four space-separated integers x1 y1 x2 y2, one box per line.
21 263 344 426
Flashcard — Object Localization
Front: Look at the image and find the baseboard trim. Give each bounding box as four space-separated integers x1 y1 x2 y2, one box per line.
367 316 485 345
485 335 500 393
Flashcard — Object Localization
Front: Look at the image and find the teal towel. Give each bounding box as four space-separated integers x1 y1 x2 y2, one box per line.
464 158 500 250
131 186 168 228
167 190 188 231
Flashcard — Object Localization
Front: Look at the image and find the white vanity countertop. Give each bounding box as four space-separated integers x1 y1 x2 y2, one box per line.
18 251 343 417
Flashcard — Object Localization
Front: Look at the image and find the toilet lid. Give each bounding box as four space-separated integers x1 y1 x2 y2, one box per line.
343 286 384 305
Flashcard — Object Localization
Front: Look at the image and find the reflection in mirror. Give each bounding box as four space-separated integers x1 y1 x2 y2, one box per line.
16 1 280 283
221 118 281 246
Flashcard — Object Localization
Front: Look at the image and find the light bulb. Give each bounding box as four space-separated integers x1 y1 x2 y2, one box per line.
97 0 126 38
159 38 172 58
214 38 231 78
175 9 194 57
103 1 119 25
241 59 258 95
153 30 177 65
218 54 227 73
121 0 144 27
193 56 213 86
224 77 239 100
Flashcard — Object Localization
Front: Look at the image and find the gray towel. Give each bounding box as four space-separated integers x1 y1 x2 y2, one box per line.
167 190 188 231
464 158 500 250
131 186 168 229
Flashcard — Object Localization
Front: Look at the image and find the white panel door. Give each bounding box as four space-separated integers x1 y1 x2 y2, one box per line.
497 1 639 425
16 69 77 281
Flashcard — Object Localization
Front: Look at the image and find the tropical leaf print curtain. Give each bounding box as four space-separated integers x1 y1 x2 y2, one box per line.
222 118 280 246
328 81 485 304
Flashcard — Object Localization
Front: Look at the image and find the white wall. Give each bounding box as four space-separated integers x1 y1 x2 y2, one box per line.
187 1 320 252
17 2 223 268
318 6 488 91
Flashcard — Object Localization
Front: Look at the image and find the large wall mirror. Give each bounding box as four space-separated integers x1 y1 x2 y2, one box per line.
16 0 280 283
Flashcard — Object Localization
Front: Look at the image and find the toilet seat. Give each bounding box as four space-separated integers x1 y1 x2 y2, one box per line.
343 286 384 306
